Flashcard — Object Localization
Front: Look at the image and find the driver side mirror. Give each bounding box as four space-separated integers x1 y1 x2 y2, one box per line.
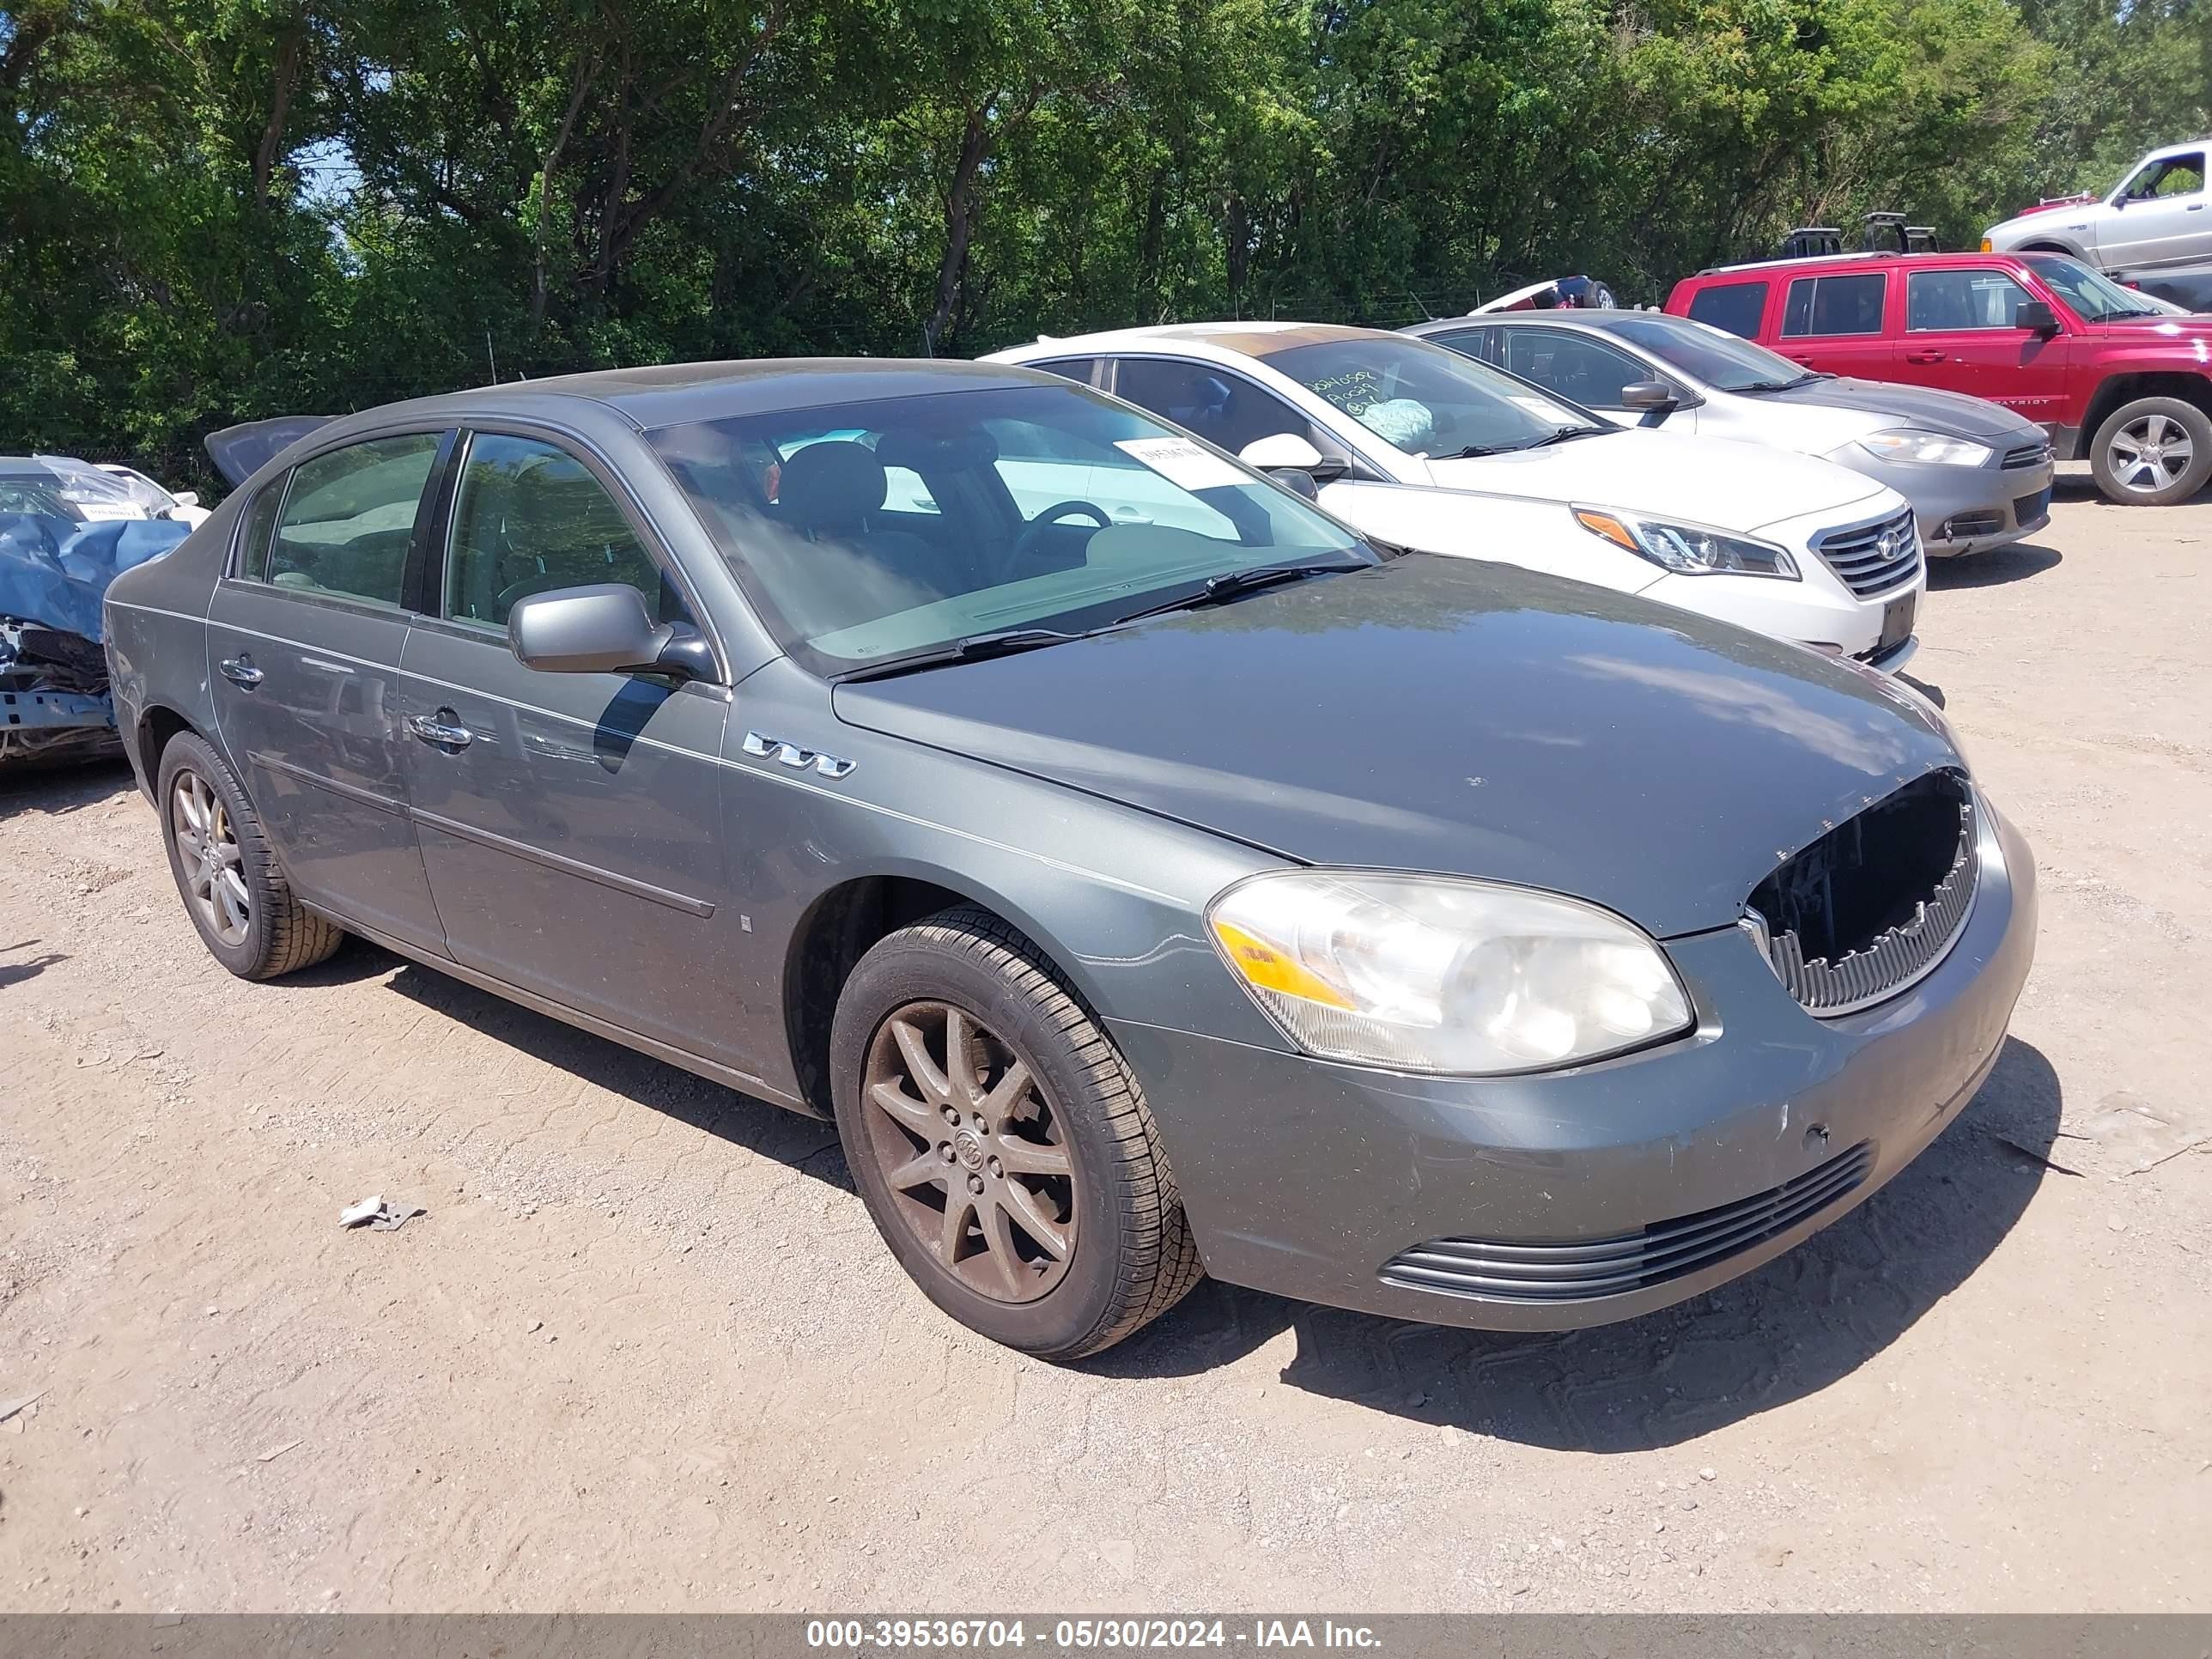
1620 380 1681 427
2015 300 2059 336
1239 433 1347 487
171 490 200 508
508 583 714 681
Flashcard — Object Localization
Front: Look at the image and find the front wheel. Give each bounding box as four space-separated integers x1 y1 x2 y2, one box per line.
830 907 1203 1358
2090 396 2212 505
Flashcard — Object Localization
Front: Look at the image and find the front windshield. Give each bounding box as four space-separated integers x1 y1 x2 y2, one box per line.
2022 253 2166 321
0 476 78 519
647 382 1370 672
1264 337 1601 457
1582 313 1814 391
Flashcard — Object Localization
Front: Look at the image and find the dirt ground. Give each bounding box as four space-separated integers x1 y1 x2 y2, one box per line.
3 478 2209 1614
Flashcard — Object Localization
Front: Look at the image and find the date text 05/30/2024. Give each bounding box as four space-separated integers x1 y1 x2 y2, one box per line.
805 1620 1383 1650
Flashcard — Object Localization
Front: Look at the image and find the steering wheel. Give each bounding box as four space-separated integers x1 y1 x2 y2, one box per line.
1006 500 1113 579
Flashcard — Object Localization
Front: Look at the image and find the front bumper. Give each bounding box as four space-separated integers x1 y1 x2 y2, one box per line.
1827 447 2056 557
1114 799 2036 1332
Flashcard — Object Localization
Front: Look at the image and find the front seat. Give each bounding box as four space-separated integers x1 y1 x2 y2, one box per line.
776 441 974 600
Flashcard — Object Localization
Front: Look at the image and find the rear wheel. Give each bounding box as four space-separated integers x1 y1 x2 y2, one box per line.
830 907 1203 1358
2089 396 2212 505
156 732 343 980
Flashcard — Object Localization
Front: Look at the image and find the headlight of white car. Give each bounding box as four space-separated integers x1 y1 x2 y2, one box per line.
1572 507 1800 579
1207 871 1694 1075
1857 428 1993 467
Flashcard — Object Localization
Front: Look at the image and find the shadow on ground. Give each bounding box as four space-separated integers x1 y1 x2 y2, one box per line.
1092 1037 2063 1450
0 757 137 823
367 947 850 1186
1928 543 2061 590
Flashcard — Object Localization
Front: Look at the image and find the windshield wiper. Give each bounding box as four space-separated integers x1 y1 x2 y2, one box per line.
1518 426 1605 449
1107 557 1370 625
834 627 1085 683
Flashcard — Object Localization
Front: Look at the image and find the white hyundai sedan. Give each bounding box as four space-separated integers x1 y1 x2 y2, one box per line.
985 324 1926 670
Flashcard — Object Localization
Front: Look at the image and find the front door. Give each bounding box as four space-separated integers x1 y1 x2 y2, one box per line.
395 429 739 1064
1896 267 2073 430
205 430 450 952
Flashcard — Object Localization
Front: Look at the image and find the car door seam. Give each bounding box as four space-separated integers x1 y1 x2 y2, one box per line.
409 805 716 918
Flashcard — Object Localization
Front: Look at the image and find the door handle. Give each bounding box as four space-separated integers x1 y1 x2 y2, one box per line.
218 655 264 689
405 709 474 748
1905 349 1946 363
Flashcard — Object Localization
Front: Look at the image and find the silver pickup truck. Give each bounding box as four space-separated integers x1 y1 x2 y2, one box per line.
1984 141 2212 307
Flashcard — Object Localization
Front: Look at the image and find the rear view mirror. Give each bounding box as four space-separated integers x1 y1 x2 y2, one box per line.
508 583 713 680
2016 300 2059 335
1620 380 1681 427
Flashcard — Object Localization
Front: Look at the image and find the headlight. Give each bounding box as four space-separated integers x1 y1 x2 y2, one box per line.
1857 428 1993 467
1207 870 1694 1075
1573 507 1800 579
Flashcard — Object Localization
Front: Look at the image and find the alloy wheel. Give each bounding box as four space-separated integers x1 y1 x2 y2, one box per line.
171 769 250 947
860 1000 1079 1303
2107 412 2195 495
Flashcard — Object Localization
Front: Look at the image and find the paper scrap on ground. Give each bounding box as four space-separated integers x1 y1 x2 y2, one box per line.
339 1194 428 1231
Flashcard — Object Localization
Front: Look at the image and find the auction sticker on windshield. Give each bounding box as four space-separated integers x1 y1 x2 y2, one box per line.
1115 437 1249 491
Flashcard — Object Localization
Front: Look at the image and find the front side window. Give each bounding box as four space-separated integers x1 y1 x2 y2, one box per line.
2120 152 2204 200
1262 337 1598 457
647 382 1367 673
1685 280 1770 339
266 434 442 607
445 434 685 628
1780 273 1887 337
1111 358 1321 456
1498 328 1655 409
1907 270 2035 331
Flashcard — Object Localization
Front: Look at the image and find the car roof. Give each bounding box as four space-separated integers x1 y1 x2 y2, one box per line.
994 321 1387 363
0 456 56 475
1686 249 2038 280
305 357 1059 444
2142 137 2212 162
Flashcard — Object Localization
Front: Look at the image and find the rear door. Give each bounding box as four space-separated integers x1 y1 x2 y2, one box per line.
1896 265 2072 428
394 427 742 1065
1774 269 1895 377
205 430 451 952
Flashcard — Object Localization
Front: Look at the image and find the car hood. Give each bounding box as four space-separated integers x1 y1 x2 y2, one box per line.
831 556 1960 939
1751 376 2045 442
1422 427 1887 533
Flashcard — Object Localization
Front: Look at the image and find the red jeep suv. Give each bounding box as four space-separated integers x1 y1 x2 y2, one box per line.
1668 249 2212 504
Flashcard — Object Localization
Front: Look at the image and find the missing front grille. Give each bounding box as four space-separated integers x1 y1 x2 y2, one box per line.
1751 771 1969 965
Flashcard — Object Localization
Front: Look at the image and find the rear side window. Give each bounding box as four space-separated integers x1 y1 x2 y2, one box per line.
1907 270 2036 331
267 434 442 607
1781 273 1887 337
1686 281 1769 339
232 482 283 580
445 434 685 628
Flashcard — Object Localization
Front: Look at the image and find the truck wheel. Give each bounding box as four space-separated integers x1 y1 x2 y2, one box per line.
156 732 344 980
830 906 1204 1359
2090 397 2212 504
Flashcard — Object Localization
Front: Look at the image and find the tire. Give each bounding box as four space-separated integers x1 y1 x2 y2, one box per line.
2089 395 2212 505
155 732 343 980
830 906 1204 1358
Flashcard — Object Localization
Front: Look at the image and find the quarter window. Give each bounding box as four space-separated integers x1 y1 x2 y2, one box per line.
266 434 443 607
233 481 284 581
1022 356 1100 386
1685 280 1770 339
1907 270 2037 331
1780 273 1887 337
445 434 684 628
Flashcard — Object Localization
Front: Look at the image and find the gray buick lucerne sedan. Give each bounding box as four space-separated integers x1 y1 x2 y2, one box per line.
103 359 2036 1359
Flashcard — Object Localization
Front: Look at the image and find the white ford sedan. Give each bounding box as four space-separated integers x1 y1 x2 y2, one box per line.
986 324 1926 670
